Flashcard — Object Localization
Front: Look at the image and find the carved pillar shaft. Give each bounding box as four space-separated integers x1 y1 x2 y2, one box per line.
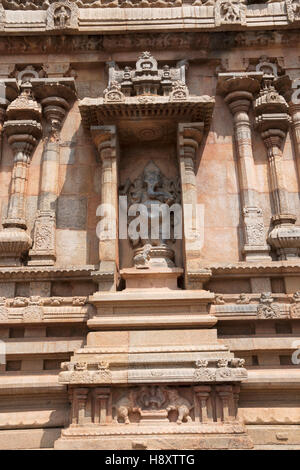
232 384 240 420
262 130 290 216
227 94 258 208
194 386 211 423
28 139 59 266
216 386 234 423
93 387 111 425
178 123 205 289
75 388 89 426
218 73 271 262
91 125 119 291
6 145 32 226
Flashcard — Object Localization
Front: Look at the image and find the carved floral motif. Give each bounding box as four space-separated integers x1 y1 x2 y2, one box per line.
60 361 113 384
243 207 266 246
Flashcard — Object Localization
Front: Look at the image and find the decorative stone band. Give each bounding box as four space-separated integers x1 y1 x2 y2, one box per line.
0 2 297 34
59 358 247 385
0 296 90 323
211 291 300 320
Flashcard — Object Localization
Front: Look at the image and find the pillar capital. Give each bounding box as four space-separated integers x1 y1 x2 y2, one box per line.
177 122 204 166
31 77 77 139
91 125 118 162
217 72 263 96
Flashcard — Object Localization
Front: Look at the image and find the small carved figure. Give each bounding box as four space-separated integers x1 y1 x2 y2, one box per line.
164 388 193 424
237 293 250 304
54 6 70 28
221 1 241 23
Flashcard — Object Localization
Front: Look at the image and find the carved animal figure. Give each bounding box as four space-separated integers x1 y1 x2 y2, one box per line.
112 390 140 424
164 388 193 424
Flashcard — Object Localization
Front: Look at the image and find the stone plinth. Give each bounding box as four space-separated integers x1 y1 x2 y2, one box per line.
55 282 253 450
88 280 217 329
55 326 252 449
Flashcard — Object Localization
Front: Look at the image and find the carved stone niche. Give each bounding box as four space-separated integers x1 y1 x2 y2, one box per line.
79 52 215 290
46 1 79 31
120 161 181 269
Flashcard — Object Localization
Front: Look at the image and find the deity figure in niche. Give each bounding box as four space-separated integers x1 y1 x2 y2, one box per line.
120 161 181 268
54 6 70 28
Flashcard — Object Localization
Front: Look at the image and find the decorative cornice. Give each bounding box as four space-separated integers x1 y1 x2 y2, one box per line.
206 260 300 276
0 2 298 34
0 264 97 281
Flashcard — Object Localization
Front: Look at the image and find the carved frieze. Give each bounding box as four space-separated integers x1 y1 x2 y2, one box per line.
2 0 183 8
0 296 89 323
194 358 247 382
0 32 298 56
60 361 113 384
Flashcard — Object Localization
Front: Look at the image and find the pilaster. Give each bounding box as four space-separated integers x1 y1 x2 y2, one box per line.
218 72 271 262
254 75 300 260
0 82 42 266
178 122 211 289
28 78 77 266
91 125 119 292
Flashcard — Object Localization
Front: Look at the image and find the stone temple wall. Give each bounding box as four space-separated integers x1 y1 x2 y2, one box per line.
0 0 300 450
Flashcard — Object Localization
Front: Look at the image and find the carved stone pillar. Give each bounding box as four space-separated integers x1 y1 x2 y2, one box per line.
194 386 211 423
68 389 76 425
0 82 42 266
178 123 211 288
216 385 234 423
218 73 271 261
232 384 240 420
28 78 77 266
255 75 300 260
93 387 111 425
75 388 89 426
91 125 119 291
